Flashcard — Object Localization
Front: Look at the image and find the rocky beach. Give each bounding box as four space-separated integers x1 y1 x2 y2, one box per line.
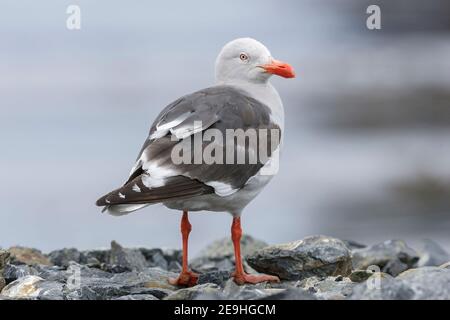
1 235 449 300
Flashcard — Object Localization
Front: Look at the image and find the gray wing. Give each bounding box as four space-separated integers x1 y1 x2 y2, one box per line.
96 85 280 207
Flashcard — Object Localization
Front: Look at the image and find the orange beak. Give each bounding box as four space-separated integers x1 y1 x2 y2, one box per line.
262 59 295 78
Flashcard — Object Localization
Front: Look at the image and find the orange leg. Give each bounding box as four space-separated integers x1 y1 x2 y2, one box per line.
231 216 280 285
168 211 199 287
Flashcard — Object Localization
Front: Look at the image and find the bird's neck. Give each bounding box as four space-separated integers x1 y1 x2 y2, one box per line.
218 80 284 129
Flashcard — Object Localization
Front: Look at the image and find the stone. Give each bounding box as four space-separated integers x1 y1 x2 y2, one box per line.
113 294 159 300
0 250 11 291
348 273 415 300
198 270 231 286
416 239 450 267
3 264 39 284
191 235 268 272
63 268 176 300
397 267 450 300
342 240 367 250
48 248 84 268
162 249 182 265
298 276 355 300
247 235 352 280
352 240 419 276
349 270 374 283
109 241 147 272
165 283 221 300
1 275 64 300
82 249 110 265
8 247 51 266
258 287 317 300
139 248 169 270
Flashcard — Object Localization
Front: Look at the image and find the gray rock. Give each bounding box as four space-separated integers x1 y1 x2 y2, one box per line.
416 239 450 267
352 240 419 276
191 235 268 272
198 270 231 286
1 275 64 300
162 249 182 265
298 276 355 300
113 294 159 300
109 241 147 272
342 240 367 250
168 261 182 272
3 264 39 284
247 235 352 280
64 267 177 300
48 248 83 268
258 287 317 300
139 248 169 270
348 273 415 300
397 267 450 300
165 283 221 300
82 249 110 266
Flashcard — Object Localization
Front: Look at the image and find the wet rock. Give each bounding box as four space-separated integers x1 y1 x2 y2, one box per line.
113 294 159 300
397 267 450 300
165 283 221 300
1 275 64 300
8 247 51 266
191 235 268 272
440 261 450 269
352 240 419 276
416 239 450 267
3 264 39 284
247 235 352 280
298 276 355 300
109 241 147 272
48 248 84 268
348 273 415 300
36 265 70 282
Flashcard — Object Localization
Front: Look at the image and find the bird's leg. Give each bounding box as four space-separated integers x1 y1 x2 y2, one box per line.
169 210 199 287
231 216 280 285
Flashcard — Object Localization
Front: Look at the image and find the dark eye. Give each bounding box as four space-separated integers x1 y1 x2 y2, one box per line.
239 53 249 61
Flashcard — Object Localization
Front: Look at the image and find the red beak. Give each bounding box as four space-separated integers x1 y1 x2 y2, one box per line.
262 59 295 78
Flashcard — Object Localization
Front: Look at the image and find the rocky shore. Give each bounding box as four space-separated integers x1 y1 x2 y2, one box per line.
1 235 450 300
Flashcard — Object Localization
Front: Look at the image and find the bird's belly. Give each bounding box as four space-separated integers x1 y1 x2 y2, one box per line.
164 174 273 215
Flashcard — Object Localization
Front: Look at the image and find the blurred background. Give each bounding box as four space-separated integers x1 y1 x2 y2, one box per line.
1 0 449 254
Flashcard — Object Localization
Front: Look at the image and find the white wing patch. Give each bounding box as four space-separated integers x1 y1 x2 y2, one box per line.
132 184 141 192
142 175 166 189
149 112 191 140
205 181 238 197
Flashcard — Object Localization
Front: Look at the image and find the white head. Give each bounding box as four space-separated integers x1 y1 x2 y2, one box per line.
215 38 295 85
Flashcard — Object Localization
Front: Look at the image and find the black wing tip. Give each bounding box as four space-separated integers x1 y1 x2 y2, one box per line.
96 194 109 207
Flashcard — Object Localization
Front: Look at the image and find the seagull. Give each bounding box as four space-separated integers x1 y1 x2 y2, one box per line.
96 38 295 286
